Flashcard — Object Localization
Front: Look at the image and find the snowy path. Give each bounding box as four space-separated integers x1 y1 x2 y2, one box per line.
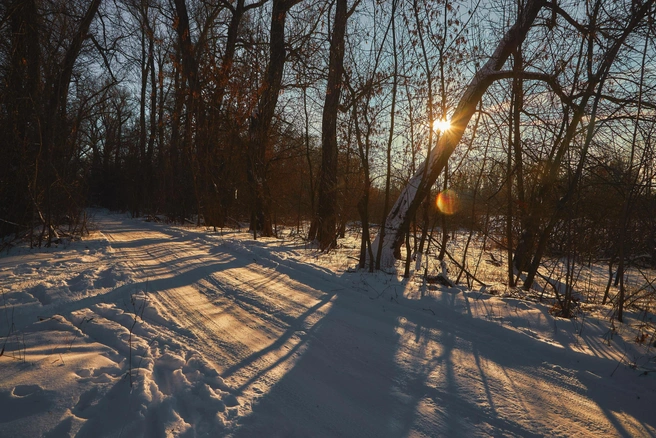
0 212 654 437
100 215 339 410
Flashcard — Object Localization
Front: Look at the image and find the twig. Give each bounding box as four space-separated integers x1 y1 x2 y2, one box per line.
424 232 488 287
611 340 629 377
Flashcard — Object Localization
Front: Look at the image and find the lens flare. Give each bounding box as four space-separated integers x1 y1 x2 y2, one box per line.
436 189 459 215
432 119 451 133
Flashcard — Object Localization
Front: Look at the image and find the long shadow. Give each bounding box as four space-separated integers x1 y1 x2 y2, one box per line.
14 249 248 334
382 288 543 436
229 269 656 437
223 290 336 395
406 290 656 436
90 216 656 436
227 269 409 437
109 237 182 250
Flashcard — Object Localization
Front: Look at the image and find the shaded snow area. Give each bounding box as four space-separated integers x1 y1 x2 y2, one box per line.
1 212 654 437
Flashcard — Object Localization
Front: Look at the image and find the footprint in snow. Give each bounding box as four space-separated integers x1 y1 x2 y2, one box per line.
67 269 97 292
13 263 37 275
75 366 122 384
12 384 42 397
73 387 100 417
94 267 125 289
0 385 54 423
28 284 51 305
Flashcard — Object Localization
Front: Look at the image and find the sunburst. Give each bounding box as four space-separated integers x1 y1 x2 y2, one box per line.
432 119 451 133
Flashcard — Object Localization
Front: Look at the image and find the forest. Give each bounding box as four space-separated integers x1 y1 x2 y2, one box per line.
1 0 655 322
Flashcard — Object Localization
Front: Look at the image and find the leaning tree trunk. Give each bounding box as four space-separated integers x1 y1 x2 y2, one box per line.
372 0 544 268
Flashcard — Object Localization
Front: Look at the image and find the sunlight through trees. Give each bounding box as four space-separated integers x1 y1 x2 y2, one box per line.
1 0 655 322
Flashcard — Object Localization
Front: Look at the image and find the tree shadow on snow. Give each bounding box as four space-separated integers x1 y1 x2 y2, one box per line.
62 216 655 437
229 266 656 437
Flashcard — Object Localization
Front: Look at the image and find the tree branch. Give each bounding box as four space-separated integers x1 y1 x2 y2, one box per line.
544 1 588 34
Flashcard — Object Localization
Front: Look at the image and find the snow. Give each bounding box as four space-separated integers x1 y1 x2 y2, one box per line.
1 211 654 437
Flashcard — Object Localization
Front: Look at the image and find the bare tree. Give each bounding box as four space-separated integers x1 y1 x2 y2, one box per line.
309 0 352 249
247 0 302 237
372 0 544 268
0 0 102 245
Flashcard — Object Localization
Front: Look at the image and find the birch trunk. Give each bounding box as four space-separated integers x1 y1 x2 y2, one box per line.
371 0 544 268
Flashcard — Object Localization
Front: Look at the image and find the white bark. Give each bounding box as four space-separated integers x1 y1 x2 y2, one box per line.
372 0 545 269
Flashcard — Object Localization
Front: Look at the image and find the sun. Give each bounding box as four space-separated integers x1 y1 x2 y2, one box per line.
432 118 451 133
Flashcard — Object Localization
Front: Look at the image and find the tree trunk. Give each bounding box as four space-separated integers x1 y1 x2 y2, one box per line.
376 0 398 269
312 0 348 250
372 0 544 268
247 0 300 236
173 0 203 223
508 35 524 285
4 0 41 239
41 0 102 244
351 88 374 271
615 26 649 322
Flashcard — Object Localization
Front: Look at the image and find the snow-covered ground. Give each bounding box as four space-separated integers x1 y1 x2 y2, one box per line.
1 211 654 437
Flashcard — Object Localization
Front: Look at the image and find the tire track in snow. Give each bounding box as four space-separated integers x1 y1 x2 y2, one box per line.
99 216 336 414
96 216 652 437
99 219 254 369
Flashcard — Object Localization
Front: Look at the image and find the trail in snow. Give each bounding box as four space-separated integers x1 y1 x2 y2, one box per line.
0 212 654 437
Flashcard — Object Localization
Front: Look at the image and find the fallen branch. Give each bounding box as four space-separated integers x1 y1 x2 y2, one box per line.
425 232 488 287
